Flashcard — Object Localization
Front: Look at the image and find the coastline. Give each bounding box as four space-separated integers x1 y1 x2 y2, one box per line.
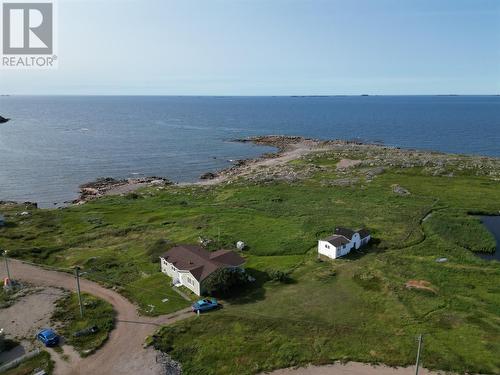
4 135 500 207
72 135 376 203
75 134 500 204
2 135 500 375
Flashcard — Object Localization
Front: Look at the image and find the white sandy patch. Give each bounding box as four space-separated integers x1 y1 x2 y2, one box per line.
336 159 362 169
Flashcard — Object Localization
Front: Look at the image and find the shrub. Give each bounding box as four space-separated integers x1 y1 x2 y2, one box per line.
267 269 292 283
125 192 140 200
203 268 248 296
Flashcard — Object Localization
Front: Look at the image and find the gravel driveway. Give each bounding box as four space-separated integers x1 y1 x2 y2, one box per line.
0 286 65 342
1 259 193 375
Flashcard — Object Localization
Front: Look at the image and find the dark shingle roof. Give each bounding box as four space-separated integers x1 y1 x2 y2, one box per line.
358 228 370 238
209 249 246 267
334 227 356 240
324 235 350 247
161 245 245 282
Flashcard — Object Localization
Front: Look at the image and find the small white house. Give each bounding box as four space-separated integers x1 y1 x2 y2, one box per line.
160 245 245 296
318 227 371 260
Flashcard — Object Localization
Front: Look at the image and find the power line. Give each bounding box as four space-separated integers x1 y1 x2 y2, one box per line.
13 259 190 304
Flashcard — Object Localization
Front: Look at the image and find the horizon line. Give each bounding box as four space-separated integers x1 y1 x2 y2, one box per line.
1 94 500 97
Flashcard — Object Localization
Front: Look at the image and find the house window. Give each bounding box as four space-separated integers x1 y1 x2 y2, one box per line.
187 277 194 285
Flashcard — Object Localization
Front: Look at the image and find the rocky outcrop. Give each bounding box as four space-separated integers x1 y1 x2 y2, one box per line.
234 135 323 152
75 176 172 204
0 115 10 124
200 172 218 180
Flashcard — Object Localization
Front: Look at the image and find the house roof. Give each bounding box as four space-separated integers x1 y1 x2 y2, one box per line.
334 227 356 240
209 249 247 267
358 228 370 239
335 227 371 239
324 235 350 247
324 227 371 246
160 245 245 282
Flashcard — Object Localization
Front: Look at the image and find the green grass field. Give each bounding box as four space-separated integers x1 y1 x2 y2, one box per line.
0 145 499 374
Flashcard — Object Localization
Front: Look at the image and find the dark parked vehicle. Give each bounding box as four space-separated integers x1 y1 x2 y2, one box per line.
73 325 99 337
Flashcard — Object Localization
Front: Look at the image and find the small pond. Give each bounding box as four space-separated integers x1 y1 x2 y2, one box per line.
478 216 500 261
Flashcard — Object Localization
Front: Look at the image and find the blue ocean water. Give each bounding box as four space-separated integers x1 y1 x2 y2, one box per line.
0 95 499 207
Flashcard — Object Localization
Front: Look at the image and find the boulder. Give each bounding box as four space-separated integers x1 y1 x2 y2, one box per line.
392 184 410 196
0 115 10 124
200 172 217 180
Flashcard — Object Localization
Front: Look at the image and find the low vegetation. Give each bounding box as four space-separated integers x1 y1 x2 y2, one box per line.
0 284 34 309
51 292 115 356
2 351 53 375
1 141 499 374
425 211 496 252
0 288 13 308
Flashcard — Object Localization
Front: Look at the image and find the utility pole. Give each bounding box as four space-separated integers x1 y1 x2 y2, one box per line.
74 266 84 318
217 226 221 247
2 250 11 279
415 334 423 375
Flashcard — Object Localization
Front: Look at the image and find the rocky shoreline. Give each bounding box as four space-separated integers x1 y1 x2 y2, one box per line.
192 135 500 186
73 136 323 202
196 135 396 183
7 135 500 207
74 177 172 204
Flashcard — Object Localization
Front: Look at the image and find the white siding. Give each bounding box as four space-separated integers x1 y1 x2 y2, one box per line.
179 271 201 295
318 231 369 260
338 242 354 257
160 257 179 280
318 240 338 259
361 235 371 246
351 233 361 249
160 257 202 295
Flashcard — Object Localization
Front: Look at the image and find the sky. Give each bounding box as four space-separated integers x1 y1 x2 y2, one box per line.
1 0 499 95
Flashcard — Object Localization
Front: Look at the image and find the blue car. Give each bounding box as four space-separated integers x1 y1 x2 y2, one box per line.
192 298 220 313
36 328 60 347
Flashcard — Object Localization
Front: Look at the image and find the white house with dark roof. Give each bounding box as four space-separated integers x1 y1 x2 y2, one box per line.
160 245 245 296
318 227 371 259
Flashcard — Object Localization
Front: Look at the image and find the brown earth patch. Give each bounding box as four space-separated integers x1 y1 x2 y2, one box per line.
405 280 437 294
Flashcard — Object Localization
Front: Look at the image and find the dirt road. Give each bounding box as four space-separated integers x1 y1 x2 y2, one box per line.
264 363 446 375
0 259 193 375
